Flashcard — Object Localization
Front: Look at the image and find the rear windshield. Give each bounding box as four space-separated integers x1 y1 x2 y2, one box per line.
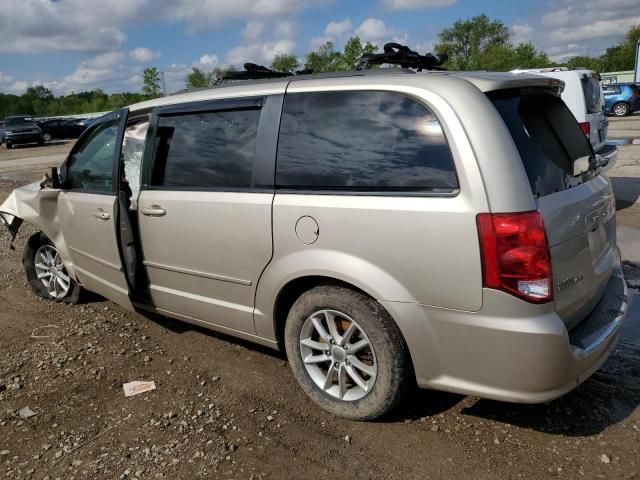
581 75 601 113
489 90 594 198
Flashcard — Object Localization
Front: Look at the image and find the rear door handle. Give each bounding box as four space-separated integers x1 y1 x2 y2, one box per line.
92 209 110 220
140 205 167 217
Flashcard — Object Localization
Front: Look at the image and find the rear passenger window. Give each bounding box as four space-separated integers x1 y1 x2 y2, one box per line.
150 109 260 189
276 91 458 192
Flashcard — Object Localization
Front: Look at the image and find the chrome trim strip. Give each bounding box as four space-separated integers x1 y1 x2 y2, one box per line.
68 246 122 272
144 260 251 286
148 284 254 313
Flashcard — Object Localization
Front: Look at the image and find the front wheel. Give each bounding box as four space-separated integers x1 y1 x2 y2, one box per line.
5 142 11 149
42 133 52 142
612 102 630 117
23 232 80 303
284 285 412 420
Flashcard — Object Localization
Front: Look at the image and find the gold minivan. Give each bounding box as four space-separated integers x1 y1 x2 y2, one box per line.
0 61 628 420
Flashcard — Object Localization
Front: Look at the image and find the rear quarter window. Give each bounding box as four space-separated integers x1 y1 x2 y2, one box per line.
581 76 602 114
276 90 458 193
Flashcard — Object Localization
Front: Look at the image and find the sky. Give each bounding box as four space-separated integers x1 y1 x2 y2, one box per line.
0 0 638 96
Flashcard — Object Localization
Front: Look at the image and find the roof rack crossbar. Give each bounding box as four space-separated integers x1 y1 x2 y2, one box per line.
215 63 295 84
356 43 448 71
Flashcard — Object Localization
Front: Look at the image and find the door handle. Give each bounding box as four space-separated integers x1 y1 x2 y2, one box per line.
140 205 167 217
92 209 110 220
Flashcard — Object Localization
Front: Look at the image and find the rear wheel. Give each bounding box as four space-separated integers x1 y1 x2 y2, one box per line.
612 102 630 117
42 133 52 142
284 285 411 420
5 142 12 149
23 232 80 303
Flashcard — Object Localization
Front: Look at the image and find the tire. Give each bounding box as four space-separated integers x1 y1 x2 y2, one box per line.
23 232 80 303
284 285 412 420
5 142 12 149
42 133 52 142
612 102 630 117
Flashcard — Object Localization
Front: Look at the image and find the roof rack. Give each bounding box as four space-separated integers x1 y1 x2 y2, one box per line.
356 43 447 71
215 63 293 85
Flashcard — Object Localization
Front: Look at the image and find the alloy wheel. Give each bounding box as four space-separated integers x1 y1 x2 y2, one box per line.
34 245 71 299
614 104 628 116
299 309 377 401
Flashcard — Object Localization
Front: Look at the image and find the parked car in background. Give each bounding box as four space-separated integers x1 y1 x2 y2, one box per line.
514 68 617 170
0 60 628 420
603 83 640 117
37 119 86 142
0 122 4 145
2 115 43 149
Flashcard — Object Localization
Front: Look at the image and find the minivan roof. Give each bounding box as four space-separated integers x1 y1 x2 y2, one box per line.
129 69 560 113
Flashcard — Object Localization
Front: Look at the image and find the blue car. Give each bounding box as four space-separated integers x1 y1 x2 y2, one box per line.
603 83 640 116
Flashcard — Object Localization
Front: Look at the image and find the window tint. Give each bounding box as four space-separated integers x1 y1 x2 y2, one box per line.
276 91 457 192
67 118 119 191
150 109 260 189
490 91 594 198
581 76 601 114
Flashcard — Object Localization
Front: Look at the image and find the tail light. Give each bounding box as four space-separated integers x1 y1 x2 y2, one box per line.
477 211 553 304
578 121 590 139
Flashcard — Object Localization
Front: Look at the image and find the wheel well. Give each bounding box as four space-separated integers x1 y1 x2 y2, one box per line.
273 276 369 350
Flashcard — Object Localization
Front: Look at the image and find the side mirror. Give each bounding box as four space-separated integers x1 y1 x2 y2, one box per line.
51 167 61 188
52 159 70 189
573 156 590 176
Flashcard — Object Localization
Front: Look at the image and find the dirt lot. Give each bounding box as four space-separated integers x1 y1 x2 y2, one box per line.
0 118 639 479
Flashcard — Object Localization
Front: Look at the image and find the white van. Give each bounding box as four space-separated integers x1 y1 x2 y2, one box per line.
514 68 617 170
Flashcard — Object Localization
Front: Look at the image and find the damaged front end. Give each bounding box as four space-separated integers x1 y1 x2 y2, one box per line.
0 176 66 258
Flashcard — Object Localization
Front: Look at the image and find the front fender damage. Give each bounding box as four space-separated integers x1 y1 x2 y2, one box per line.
0 180 64 256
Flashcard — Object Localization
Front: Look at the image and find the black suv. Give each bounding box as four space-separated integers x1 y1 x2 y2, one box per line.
3 116 43 149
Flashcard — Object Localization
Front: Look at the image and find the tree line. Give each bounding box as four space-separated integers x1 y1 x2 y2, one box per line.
2 15 639 119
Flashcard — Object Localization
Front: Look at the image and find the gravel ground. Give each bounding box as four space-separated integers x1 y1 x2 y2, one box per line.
0 118 639 479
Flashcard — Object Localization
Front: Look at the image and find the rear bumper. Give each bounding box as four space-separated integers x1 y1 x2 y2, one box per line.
596 143 618 172
384 257 628 403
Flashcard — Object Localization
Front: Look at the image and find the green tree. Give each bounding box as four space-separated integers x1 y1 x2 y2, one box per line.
340 36 378 70
436 14 510 70
270 54 299 73
304 42 343 73
142 67 162 97
26 85 53 101
475 42 550 71
185 67 210 89
600 25 640 71
565 55 603 72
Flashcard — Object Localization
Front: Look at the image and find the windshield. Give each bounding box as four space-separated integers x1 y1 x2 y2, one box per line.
5 117 35 127
489 89 595 198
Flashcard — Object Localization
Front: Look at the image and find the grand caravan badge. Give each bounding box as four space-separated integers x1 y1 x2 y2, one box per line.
557 274 585 291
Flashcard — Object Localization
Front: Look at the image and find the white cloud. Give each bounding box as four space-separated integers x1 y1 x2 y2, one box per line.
197 54 220 66
57 52 126 93
129 47 161 63
509 0 640 62
381 0 457 9
325 18 353 38
226 40 297 67
354 18 396 44
0 0 327 53
0 72 13 83
275 20 297 39
242 21 266 40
